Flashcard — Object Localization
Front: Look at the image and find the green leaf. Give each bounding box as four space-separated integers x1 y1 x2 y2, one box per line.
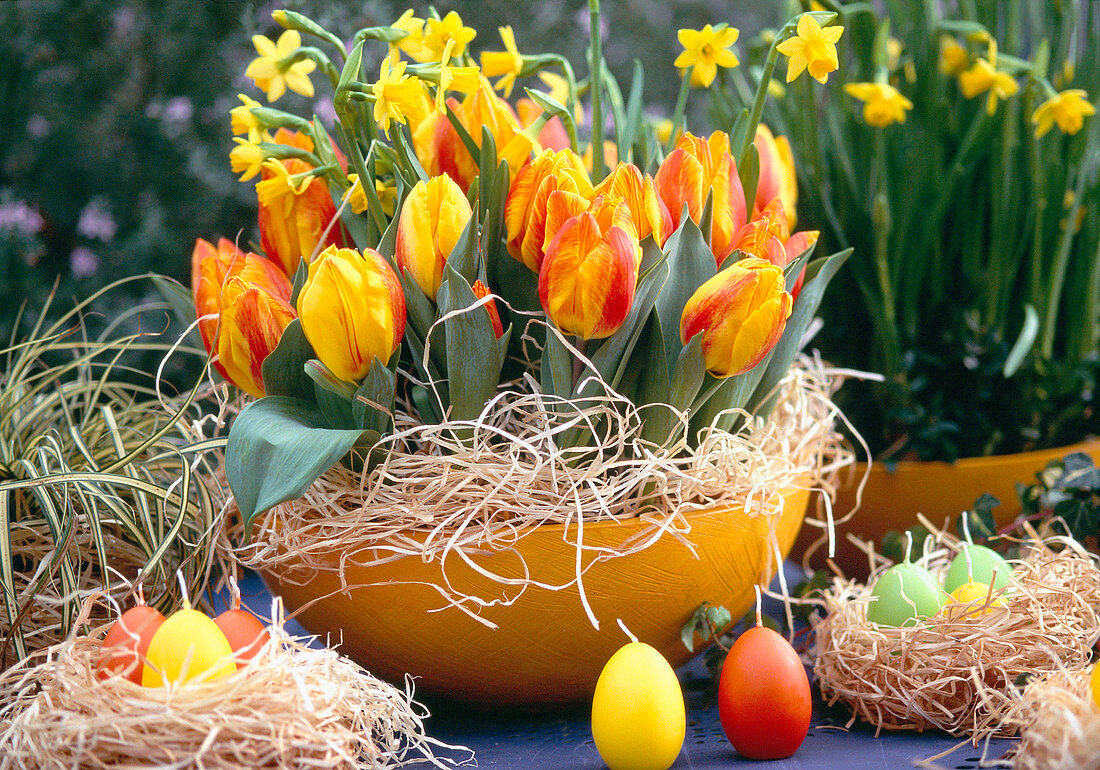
305 359 357 428
438 266 503 421
540 326 574 400
680 602 733 652
1003 303 1039 377
746 248 852 419
353 359 397 434
739 144 760 223
260 319 315 400
447 208 481 285
652 216 716 373
226 396 365 530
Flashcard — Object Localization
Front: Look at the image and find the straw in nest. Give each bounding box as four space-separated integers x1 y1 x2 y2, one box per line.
1002 667 1100 770
220 360 851 626
0 599 468 769
812 529 1100 739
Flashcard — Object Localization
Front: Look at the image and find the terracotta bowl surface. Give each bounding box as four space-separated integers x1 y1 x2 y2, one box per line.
794 438 1100 578
262 483 810 704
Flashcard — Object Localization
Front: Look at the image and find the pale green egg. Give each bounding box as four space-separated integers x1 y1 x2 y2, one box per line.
866 562 945 627
943 544 1011 594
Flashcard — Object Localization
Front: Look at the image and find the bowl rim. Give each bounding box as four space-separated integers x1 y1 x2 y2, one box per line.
852 436 1100 474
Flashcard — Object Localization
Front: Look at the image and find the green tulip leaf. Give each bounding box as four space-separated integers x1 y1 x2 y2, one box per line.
540 325 574 401
447 212 481 286
353 358 397 435
226 396 365 532
439 265 503 421
739 144 760 224
305 359 357 428
260 319 316 400
653 215 716 373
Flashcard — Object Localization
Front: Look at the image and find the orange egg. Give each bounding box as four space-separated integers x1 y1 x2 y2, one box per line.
214 608 269 665
96 604 166 684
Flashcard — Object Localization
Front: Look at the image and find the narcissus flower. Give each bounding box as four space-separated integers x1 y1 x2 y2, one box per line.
843 82 914 127
191 237 294 397
775 16 844 84
539 196 641 340
1032 89 1096 138
389 9 433 62
753 124 798 224
680 257 792 377
346 174 397 217
230 94 266 143
296 245 406 382
396 174 474 300
373 56 433 137
472 280 505 339
255 129 348 278
505 148 593 272
435 41 481 109
481 26 525 97
245 30 316 102
675 24 740 88
958 57 1018 115
421 11 476 61
939 36 968 76
592 162 673 246
230 138 267 181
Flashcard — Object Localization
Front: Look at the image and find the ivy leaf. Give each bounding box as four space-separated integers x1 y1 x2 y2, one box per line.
680 602 733 653
956 493 999 542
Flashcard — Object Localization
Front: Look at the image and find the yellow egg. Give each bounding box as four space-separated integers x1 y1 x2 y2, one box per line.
591 641 685 770
1091 663 1100 711
947 581 1006 619
142 608 236 687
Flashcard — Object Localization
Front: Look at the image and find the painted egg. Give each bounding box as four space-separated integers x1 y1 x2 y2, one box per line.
1091 663 1100 710
214 608 268 665
591 641 685 770
96 604 166 684
142 608 236 687
866 562 945 626
943 544 1011 594
718 625 811 760
947 581 1006 618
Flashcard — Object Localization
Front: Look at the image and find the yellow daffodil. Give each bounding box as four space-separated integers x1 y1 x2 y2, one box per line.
230 137 267 181
389 9 433 62
436 40 481 110
244 29 316 102
230 94 266 142
346 174 396 218
939 36 968 76
1032 89 1096 137
844 82 913 127
422 11 476 61
674 24 740 88
958 57 1018 115
481 25 524 97
886 37 904 71
775 15 844 84
372 56 430 136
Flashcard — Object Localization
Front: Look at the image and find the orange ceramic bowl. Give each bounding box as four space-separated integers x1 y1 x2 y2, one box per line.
795 438 1100 577
261 482 810 704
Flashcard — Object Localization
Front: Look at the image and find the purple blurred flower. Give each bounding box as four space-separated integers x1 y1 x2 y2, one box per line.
163 96 194 125
76 198 117 242
313 96 337 126
0 198 44 235
70 246 100 278
26 114 50 139
112 6 137 39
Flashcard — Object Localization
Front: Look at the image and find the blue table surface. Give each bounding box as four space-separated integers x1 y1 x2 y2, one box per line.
221 571 1015 770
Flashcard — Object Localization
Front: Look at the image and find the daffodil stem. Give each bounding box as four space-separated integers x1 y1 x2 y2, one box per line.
1040 151 1091 359
588 0 606 181
736 39 781 169
280 47 340 90
668 74 691 153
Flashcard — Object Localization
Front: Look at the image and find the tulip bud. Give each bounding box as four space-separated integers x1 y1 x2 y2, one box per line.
396 174 474 300
504 148 593 272
191 237 294 397
296 245 406 382
471 279 505 339
538 195 640 340
654 131 746 263
679 257 792 377
592 162 673 246
256 129 349 277
753 123 798 225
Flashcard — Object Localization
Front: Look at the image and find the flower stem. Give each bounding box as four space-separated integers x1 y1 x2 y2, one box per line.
736 40 781 169
588 0 606 181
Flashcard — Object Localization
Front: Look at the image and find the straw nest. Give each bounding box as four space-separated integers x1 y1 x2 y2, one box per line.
812 532 1100 739
0 599 466 769
221 359 850 622
1002 667 1100 770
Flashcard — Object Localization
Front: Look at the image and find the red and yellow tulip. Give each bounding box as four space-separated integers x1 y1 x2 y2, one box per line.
395 174 474 300
505 148 593 272
472 279 505 339
753 124 798 225
680 257 792 377
591 162 672 246
653 131 745 262
296 245 406 382
538 195 640 340
191 237 295 398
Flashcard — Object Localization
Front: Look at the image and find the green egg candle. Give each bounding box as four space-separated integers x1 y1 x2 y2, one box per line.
943 544 1011 594
866 562 944 626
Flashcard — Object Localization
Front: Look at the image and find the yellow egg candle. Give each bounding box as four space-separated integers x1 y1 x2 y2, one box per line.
142 608 236 687
946 581 1006 619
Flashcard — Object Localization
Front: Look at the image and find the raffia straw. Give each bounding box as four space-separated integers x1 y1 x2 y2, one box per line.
0 597 468 769
813 525 1100 741
1001 668 1100 770
219 358 851 626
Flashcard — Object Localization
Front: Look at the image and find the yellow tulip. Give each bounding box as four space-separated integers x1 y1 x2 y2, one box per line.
190 237 294 398
396 175 473 300
680 257 792 377
296 245 406 382
538 195 640 340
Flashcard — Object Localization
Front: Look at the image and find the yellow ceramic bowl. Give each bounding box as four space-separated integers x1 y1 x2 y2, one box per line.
262 483 810 704
795 438 1100 577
